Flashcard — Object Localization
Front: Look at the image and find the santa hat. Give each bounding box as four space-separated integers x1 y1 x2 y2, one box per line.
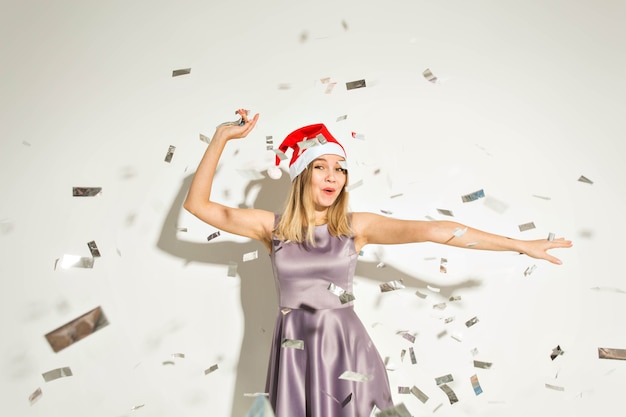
273 124 347 181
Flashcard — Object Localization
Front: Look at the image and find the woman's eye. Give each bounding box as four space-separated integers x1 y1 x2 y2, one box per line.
336 168 346 173
314 165 324 170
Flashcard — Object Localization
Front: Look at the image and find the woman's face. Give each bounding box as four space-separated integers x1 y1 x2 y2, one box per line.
309 154 347 211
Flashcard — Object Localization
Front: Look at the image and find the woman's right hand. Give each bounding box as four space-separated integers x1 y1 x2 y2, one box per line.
214 109 259 141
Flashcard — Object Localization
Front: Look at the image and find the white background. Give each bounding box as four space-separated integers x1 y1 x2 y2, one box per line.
1 0 625 416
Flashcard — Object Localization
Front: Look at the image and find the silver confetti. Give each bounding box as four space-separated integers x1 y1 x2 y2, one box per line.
44 306 109 352
339 370 371 382
401 332 415 343
433 303 447 310
444 316 455 324
207 231 221 242
315 133 328 144
550 345 565 360
408 347 417 364
422 68 438 84
55 254 95 270
281 339 304 350
273 148 288 161
437 208 454 217
28 387 42 405
339 292 355 304
449 296 462 302
465 316 479 328
351 132 366 140
524 265 537 276
545 383 565 391
328 282 355 304
227 261 238 277
376 262 386 268
42 367 73 382
452 227 467 238
162 360 175 365
199 133 211 144
280 308 292 315
204 364 219 375
473 360 493 369
336 114 348 122
439 383 459 404
172 68 191 77
177 227 188 232
411 385 429 403
130 404 146 411
470 374 483 395
297 138 319 151
598 347 626 360
164 145 176 163
72 187 102 197
427 285 441 293
578 175 593 184
345 179 363 192
440 257 448 274
171 353 185 359
461 189 485 203
435 374 454 385
518 222 536 232
87 240 101 257
397 386 411 394
547 232 555 241
380 280 405 292
376 403 412 417
400 349 406 362
532 194 552 200
346 79 366 90
451 332 463 342
243 250 258 262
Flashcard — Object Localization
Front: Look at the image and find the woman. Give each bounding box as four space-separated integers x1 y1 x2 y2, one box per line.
183 109 572 417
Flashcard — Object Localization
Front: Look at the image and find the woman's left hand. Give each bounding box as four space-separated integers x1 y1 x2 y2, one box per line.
520 237 573 265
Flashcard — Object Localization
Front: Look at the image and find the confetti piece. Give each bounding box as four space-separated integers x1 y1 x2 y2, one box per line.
590 287 626 294
204 364 219 375
200 133 211 144
207 231 221 241
518 222 536 232
433 302 447 310
245 395 276 417
483 195 508 214
87 241 101 257
380 210 392 216
341 20 349 31
598 347 626 360
524 265 537 277
277 83 291 90
415 290 428 299
172 68 191 77
45 306 109 352
401 332 415 343
411 385 429 403
380 280 405 292
437 208 454 217
327 283 355 304
72 187 102 197
408 347 417 364
376 262 386 268
55 254 95 270
351 132 366 140
465 316 479 328
547 232 555 241
440 257 448 274
473 360 492 369
281 339 304 350
325 82 337 94
422 68 438 84
28 387 42 405
400 349 406 362
243 392 270 397
339 292 355 304
470 374 483 395
177 227 188 232
578 175 593 184
376 403 412 417
532 194 551 200
243 250 258 262
461 189 485 203
130 404 145 411
444 316 455 324
336 114 348 122
397 387 411 394
346 79 366 90
227 261 238 277
449 296 462 302
466 241 479 247
345 179 363 192
171 353 185 359
42 367 73 382
162 360 175 365
452 227 467 238
339 370 371 382
164 145 176 163
439 383 459 404
435 374 453 385
273 148 288 161
427 285 441 293
545 383 565 391
451 333 463 342
550 345 564 360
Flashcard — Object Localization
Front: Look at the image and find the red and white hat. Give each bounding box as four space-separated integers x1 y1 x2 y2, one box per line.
272 124 347 181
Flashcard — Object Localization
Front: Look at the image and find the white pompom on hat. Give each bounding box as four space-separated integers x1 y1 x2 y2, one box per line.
275 124 347 181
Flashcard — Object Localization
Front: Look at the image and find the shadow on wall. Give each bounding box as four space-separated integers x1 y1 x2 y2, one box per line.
156 172 483 417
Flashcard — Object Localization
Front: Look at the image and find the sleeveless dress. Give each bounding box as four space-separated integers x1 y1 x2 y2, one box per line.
265 218 394 417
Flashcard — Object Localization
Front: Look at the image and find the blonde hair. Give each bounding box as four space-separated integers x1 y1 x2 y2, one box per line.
274 162 351 245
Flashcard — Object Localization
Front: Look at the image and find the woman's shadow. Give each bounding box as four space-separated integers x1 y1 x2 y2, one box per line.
157 172 482 417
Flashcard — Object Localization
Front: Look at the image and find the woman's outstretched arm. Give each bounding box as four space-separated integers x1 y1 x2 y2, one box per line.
183 110 275 247
352 212 572 265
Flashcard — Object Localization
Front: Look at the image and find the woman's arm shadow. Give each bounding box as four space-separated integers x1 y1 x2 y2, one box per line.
156 173 482 416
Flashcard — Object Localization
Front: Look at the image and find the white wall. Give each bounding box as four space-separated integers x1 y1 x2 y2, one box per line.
1 0 625 416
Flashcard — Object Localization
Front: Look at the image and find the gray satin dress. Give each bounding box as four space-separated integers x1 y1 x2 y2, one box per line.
265 218 393 417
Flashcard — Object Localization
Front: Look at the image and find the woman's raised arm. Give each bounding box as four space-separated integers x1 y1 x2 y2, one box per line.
183 110 275 247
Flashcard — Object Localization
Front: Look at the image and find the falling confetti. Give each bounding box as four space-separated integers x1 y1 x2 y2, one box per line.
172 68 191 77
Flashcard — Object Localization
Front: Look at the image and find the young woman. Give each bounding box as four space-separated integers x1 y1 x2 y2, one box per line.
183 109 572 417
